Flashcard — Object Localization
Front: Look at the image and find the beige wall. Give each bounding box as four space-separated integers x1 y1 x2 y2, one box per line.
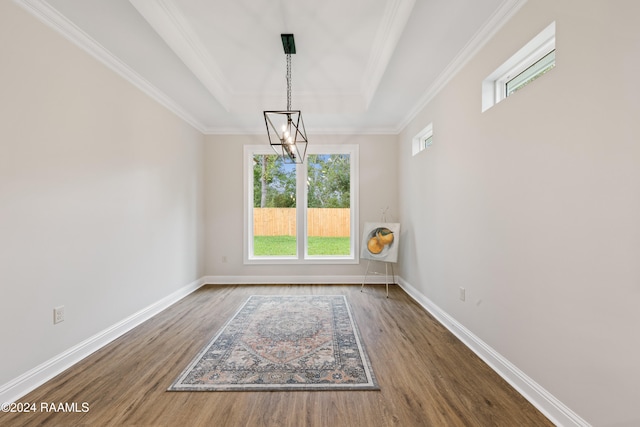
4 0 639 424
0 2 205 385
204 134 398 278
398 1 640 425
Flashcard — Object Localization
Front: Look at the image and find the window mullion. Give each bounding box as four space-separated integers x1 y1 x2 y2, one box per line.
297 161 307 259
244 144 358 264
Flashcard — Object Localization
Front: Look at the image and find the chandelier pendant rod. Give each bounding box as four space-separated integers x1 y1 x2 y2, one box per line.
286 53 292 112
263 33 308 164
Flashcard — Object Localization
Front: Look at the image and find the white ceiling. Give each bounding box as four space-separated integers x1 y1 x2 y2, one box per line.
18 0 525 134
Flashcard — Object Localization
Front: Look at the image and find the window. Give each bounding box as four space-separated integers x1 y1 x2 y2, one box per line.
244 144 358 264
505 50 555 96
412 123 433 156
482 21 556 112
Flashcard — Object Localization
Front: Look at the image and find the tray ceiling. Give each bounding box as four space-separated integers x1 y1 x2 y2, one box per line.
17 0 525 134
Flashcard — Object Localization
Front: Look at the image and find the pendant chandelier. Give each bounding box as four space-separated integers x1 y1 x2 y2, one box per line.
263 34 308 164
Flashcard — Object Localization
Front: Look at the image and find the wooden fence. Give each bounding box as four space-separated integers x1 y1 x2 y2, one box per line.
253 208 350 237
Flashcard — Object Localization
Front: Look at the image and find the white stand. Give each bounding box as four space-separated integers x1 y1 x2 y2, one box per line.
361 260 396 298
361 207 397 298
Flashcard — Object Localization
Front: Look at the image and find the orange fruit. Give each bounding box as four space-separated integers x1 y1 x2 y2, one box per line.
376 228 394 246
367 236 383 254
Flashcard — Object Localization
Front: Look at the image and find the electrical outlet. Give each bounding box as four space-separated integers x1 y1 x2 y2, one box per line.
53 306 65 324
459 287 466 301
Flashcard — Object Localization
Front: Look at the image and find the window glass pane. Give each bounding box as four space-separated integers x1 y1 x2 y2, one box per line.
252 154 297 256
421 135 433 150
306 154 351 256
506 49 555 96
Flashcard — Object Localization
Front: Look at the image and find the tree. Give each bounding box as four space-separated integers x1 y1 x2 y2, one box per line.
307 154 350 208
253 155 296 208
260 155 267 208
254 153 350 209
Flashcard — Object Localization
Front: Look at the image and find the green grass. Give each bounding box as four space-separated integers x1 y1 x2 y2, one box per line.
253 236 296 256
308 237 351 256
253 236 350 256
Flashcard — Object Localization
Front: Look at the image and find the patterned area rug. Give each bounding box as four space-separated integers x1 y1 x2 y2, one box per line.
168 295 379 391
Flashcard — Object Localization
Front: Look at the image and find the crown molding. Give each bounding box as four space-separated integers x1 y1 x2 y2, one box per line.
128 0 232 112
202 125 399 136
361 0 416 110
231 91 366 115
14 0 528 137
13 0 208 133
395 0 529 134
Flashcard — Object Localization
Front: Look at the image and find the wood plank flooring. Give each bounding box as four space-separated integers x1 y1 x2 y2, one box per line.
0 285 553 426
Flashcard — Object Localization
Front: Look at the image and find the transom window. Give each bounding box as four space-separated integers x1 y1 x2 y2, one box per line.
505 49 555 97
244 144 358 264
482 21 556 112
412 123 433 156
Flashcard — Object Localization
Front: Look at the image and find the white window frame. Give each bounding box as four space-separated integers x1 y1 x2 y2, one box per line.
482 21 556 112
243 144 359 265
412 123 433 156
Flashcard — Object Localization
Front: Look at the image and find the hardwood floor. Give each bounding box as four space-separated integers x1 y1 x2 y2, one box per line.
1 285 553 426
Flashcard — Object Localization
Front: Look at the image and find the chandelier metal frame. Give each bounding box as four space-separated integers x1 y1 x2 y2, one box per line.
263 34 308 164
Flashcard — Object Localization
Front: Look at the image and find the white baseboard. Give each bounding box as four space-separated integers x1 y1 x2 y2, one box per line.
4 275 583 426
396 277 590 427
0 277 206 404
203 275 392 285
